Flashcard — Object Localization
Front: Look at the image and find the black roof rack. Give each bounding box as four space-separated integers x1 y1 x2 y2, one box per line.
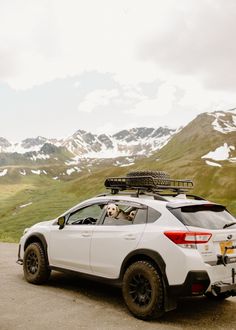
104 175 194 195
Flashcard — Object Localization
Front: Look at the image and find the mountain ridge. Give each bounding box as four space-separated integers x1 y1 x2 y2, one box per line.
0 126 177 160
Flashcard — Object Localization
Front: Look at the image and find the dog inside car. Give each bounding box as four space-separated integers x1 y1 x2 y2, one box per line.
127 210 137 221
106 203 129 220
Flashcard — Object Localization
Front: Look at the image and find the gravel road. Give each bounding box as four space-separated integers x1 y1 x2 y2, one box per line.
1 242 236 330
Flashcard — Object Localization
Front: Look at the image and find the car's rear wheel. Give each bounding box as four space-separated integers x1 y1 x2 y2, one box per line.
23 242 51 284
122 261 164 320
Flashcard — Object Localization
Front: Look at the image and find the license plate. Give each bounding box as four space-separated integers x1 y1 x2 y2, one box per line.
220 241 234 254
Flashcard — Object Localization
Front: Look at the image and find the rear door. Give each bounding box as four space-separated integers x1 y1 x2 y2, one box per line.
90 201 147 278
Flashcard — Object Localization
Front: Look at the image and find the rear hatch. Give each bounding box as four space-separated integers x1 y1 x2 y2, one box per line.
167 203 236 265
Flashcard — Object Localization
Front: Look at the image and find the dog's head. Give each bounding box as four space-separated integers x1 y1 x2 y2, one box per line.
128 210 136 220
106 203 119 218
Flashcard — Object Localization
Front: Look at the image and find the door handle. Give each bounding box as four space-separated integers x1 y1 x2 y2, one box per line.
81 232 91 237
124 234 136 240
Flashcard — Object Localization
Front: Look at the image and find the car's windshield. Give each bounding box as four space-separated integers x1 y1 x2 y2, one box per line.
168 204 236 230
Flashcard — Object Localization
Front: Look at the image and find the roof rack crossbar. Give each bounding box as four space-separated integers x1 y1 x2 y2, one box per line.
104 176 194 194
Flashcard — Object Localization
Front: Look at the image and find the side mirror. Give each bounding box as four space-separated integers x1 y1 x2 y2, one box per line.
57 216 66 230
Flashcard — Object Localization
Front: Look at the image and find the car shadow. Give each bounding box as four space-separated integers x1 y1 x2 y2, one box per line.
45 271 236 327
47 270 124 306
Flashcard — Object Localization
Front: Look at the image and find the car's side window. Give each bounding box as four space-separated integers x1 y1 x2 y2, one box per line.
147 207 161 223
132 208 148 224
67 203 106 225
102 201 147 225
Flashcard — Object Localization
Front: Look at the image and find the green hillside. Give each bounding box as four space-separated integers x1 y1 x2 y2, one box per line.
0 159 235 243
0 165 128 242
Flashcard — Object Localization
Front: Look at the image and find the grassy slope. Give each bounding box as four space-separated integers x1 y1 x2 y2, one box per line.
0 166 128 242
0 158 235 243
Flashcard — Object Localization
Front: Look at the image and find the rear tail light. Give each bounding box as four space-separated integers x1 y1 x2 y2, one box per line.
164 231 212 246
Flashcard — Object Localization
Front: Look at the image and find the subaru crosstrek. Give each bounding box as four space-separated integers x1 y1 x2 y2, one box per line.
17 171 236 320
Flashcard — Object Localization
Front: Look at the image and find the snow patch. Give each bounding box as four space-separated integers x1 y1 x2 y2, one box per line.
65 156 80 166
119 162 135 167
31 170 41 175
205 160 222 168
19 202 32 208
30 154 50 161
202 143 234 161
66 168 76 175
0 169 8 176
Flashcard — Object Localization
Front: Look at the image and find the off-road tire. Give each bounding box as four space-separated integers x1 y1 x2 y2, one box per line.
23 242 51 284
122 260 164 320
126 170 170 187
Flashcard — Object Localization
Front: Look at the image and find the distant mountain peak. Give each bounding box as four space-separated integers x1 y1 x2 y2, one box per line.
208 109 236 134
0 125 176 160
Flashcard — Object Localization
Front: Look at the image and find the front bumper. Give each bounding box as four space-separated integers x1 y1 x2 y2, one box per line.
16 244 23 265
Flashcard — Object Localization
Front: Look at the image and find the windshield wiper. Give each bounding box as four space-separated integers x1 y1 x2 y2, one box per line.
223 222 236 229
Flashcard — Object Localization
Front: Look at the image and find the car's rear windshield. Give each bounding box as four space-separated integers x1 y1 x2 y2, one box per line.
168 204 236 230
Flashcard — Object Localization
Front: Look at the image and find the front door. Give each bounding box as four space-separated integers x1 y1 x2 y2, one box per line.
48 202 106 274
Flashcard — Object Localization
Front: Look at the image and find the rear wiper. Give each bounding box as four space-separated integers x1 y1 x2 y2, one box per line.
223 222 236 229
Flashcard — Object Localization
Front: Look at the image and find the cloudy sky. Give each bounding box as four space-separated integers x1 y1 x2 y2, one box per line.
1 0 236 141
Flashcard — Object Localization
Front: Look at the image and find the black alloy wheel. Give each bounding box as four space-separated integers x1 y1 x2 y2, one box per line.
122 260 164 320
23 242 51 284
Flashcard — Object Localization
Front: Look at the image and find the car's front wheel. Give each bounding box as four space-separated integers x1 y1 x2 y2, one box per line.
23 242 51 284
122 261 164 320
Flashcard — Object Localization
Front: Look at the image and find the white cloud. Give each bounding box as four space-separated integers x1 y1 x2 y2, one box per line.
127 82 177 116
79 89 119 113
140 0 236 92
0 0 180 89
0 0 236 139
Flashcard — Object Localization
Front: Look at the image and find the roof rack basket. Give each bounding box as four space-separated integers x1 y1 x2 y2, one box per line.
104 175 194 194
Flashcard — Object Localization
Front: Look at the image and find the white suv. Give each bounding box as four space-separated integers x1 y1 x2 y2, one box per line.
17 171 236 320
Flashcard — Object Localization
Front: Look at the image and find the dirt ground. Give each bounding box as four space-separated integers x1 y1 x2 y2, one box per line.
1 242 236 330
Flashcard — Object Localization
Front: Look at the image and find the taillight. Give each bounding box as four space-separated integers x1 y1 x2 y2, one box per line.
164 231 212 245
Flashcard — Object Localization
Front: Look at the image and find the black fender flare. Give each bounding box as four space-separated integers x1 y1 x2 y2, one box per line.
24 232 48 251
24 233 49 265
119 249 167 282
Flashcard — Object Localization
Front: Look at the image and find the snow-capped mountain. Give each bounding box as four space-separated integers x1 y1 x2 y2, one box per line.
0 126 176 159
156 108 236 168
0 109 235 181
61 127 176 158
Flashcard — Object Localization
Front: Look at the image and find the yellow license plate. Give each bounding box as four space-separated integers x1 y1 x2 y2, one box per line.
220 241 234 254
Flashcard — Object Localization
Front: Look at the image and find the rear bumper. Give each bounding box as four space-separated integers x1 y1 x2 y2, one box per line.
169 271 210 297
212 281 236 295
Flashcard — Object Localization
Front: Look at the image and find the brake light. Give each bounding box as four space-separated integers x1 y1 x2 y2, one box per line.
164 231 212 245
